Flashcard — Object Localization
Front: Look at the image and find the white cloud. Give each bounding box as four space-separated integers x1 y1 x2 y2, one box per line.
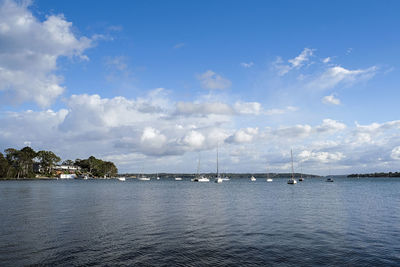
288 48 314 68
322 94 341 105
183 130 205 148
273 124 312 139
197 70 232 90
322 57 331 64
240 62 254 68
274 48 314 76
316 119 346 133
391 146 400 160
140 127 167 152
226 128 258 144
308 65 377 90
0 0 92 107
299 150 345 163
234 101 261 115
176 101 234 115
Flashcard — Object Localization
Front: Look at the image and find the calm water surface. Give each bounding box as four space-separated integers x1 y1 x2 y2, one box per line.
0 178 400 266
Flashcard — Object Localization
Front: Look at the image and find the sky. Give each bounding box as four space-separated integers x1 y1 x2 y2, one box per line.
1 0 400 175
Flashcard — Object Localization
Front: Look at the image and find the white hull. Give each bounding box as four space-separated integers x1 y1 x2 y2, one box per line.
175 177 182 181
192 176 209 182
250 176 256 181
266 178 273 182
215 178 223 183
138 177 150 181
118 177 126 181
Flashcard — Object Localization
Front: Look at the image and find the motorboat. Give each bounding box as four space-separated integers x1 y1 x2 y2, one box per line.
250 176 256 181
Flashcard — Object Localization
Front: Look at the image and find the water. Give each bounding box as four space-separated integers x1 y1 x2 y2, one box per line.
0 178 400 266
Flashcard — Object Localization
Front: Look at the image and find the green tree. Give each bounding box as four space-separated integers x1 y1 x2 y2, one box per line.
62 159 74 166
36 150 61 175
0 152 12 178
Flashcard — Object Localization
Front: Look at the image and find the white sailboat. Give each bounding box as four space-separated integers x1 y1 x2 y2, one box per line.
138 173 150 181
266 161 273 182
215 145 223 183
287 149 297 184
192 155 209 182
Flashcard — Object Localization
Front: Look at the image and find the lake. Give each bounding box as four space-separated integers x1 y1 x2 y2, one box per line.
0 178 399 266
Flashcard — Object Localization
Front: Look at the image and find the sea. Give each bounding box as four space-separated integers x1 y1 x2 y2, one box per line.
0 177 399 266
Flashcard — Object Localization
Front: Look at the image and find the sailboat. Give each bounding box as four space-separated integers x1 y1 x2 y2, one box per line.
299 163 304 181
326 166 334 182
287 149 297 184
266 161 273 182
117 177 126 181
192 155 209 182
250 175 256 181
138 172 150 181
215 145 223 183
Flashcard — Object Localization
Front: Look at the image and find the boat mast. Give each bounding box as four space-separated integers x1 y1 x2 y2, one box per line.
197 154 201 177
216 144 219 178
291 149 295 179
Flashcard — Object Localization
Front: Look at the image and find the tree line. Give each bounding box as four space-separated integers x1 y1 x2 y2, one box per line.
0 147 118 179
348 172 400 178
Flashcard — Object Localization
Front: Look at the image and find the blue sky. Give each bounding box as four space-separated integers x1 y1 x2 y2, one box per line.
1 0 400 174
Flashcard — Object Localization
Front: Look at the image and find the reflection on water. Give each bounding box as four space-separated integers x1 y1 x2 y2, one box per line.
0 178 399 266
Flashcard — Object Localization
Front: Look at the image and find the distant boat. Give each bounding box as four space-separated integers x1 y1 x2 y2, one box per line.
287 149 297 184
298 161 304 181
192 176 210 182
326 177 334 182
138 175 150 181
215 144 223 183
192 154 210 182
118 177 126 181
156 173 160 180
266 161 273 182
250 176 256 182
175 177 183 181
221 176 230 181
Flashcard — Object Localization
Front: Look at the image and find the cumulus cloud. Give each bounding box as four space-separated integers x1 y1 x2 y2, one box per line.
315 119 346 133
322 94 341 105
226 128 258 144
308 65 377 90
299 150 345 163
391 146 400 160
197 70 232 90
182 130 205 148
0 0 92 107
274 48 314 76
